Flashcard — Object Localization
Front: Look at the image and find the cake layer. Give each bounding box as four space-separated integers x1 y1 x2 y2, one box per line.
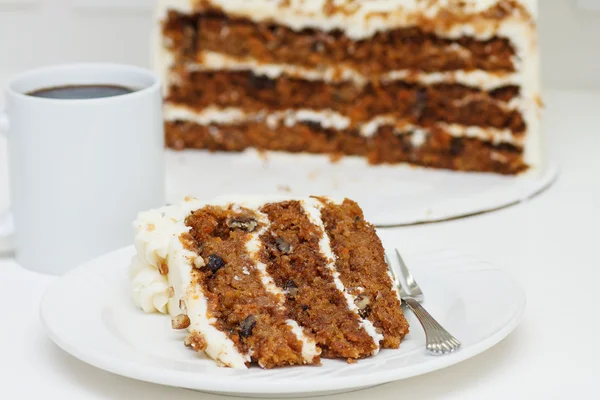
179 51 529 89
183 205 316 368
164 105 525 146
165 120 527 174
157 0 537 42
258 200 379 358
316 198 409 349
166 70 525 132
163 9 519 75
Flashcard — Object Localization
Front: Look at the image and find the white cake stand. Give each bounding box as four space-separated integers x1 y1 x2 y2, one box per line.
165 149 558 226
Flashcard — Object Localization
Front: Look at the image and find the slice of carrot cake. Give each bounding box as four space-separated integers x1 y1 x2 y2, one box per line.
129 196 409 368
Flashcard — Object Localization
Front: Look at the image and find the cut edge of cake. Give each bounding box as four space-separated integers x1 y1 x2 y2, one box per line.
130 196 408 368
153 0 543 175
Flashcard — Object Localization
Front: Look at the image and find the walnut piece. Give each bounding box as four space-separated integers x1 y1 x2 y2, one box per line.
275 237 292 254
171 314 191 330
284 280 298 297
226 216 258 232
355 294 372 318
193 255 206 269
354 294 371 310
158 262 169 276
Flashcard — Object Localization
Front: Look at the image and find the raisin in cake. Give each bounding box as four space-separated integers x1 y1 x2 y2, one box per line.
155 0 542 174
129 196 409 368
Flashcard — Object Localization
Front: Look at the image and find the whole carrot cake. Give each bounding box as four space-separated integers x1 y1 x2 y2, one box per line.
129 196 409 368
155 0 542 174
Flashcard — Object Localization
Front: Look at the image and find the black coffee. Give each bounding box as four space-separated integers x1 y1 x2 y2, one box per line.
27 84 134 100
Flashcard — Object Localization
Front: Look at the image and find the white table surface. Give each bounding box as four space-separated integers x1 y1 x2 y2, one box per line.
1 89 599 399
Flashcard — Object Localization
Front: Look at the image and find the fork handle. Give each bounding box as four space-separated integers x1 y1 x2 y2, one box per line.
403 297 461 355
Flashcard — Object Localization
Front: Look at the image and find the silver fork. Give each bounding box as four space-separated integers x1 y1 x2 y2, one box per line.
386 249 461 355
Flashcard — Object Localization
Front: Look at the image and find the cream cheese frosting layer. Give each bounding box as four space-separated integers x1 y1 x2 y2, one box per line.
163 49 540 165
132 199 251 368
167 230 251 368
184 51 525 90
300 198 383 354
163 105 352 131
245 209 321 364
156 0 537 41
129 255 170 313
163 104 526 147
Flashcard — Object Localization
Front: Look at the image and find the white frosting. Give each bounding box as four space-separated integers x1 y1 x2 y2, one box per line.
359 116 391 138
300 198 383 354
129 255 170 313
383 259 402 302
164 104 352 131
284 109 350 130
164 105 248 125
131 196 323 367
410 129 428 148
164 104 525 146
247 213 285 298
362 115 522 146
187 51 524 90
156 1 537 40
132 199 250 368
286 320 320 362
167 230 251 368
246 210 321 364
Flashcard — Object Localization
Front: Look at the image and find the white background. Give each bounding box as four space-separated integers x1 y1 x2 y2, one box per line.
1 2 600 399
0 0 599 90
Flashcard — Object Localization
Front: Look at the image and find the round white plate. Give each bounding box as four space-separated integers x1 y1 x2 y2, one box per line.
41 241 525 398
166 150 558 227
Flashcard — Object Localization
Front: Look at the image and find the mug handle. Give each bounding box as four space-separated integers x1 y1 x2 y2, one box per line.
0 111 14 254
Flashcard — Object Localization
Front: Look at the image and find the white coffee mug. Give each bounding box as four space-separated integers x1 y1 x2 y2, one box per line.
0 63 165 274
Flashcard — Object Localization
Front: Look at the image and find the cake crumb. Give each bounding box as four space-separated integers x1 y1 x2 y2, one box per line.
329 153 343 163
535 95 545 108
277 184 292 193
185 332 208 352
193 256 206 269
490 151 508 163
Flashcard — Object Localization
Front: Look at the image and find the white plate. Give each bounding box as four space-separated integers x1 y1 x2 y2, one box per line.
166 150 558 227
41 240 525 398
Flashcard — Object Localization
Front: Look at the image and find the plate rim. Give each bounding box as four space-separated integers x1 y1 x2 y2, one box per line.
166 149 559 227
376 161 559 227
40 245 526 395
